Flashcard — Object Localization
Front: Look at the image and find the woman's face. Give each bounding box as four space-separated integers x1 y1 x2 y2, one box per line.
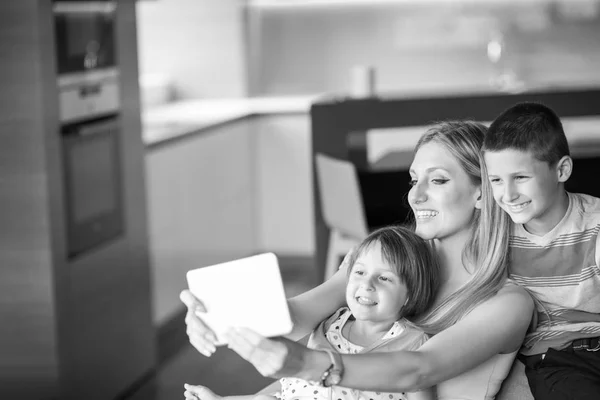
408 141 481 242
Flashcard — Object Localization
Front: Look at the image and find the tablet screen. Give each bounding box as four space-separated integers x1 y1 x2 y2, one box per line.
186 253 293 346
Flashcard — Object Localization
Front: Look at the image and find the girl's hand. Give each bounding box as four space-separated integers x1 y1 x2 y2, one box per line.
225 327 313 379
183 383 221 400
180 289 218 357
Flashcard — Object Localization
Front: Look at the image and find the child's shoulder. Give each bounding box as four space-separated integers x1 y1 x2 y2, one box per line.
321 306 350 330
570 192 600 214
394 318 430 349
566 192 600 229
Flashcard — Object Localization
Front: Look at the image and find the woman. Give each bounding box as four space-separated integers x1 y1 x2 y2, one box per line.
181 121 535 399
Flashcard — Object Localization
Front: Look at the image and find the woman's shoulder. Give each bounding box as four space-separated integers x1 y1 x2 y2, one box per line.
498 281 534 301
483 282 534 313
435 281 534 354
453 281 533 331
465 282 534 345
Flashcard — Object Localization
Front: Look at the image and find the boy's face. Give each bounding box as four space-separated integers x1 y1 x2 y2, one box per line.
484 149 564 235
346 242 408 325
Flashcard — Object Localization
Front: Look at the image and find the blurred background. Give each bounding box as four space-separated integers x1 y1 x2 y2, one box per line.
138 0 600 99
2 0 600 399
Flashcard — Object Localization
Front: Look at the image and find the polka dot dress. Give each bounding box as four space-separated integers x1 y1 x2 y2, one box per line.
325 309 405 354
279 309 407 400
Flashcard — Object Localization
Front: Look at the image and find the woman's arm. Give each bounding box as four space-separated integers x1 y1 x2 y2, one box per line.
339 284 533 391
285 267 347 340
184 384 278 400
406 387 435 400
226 285 534 392
181 261 348 355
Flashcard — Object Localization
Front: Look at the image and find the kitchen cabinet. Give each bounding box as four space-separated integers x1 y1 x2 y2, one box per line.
253 114 314 255
146 119 257 324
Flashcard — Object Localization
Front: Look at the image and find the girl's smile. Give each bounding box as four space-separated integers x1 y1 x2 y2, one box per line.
345 242 408 326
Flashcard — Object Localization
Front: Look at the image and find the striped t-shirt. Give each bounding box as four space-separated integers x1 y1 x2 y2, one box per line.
509 192 600 356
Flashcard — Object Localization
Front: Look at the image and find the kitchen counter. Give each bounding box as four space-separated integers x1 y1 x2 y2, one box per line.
310 87 600 280
143 95 323 148
364 115 600 171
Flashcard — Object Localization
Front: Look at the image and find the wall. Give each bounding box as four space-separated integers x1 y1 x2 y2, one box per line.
136 0 248 100
137 1 600 98
247 1 600 96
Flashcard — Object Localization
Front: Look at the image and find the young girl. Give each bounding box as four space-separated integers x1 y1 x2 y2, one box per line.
184 225 440 400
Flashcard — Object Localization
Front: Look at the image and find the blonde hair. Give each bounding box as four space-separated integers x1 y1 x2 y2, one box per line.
412 121 513 335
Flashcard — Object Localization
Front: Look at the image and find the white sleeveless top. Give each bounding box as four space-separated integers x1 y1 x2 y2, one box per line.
437 350 518 400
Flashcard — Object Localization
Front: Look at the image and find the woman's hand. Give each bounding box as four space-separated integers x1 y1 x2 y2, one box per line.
180 289 218 357
225 327 317 379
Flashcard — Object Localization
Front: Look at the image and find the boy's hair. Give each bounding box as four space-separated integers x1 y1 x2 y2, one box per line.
346 225 440 319
483 102 570 165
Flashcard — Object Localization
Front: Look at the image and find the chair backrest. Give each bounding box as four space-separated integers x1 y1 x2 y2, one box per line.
315 153 369 239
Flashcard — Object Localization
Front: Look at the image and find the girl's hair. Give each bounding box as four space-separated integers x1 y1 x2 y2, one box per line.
410 121 513 334
346 225 440 319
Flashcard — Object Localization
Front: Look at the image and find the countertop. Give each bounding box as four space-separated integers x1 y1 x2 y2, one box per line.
143 92 600 156
143 95 322 147
366 115 600 171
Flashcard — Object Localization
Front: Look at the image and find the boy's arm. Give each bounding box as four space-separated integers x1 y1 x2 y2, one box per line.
596 231 600 283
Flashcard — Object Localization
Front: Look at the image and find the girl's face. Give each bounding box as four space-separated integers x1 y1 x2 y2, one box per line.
408 141 481 242
346 242 409 324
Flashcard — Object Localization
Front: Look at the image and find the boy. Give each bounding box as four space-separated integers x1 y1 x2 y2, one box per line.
483 102 600 399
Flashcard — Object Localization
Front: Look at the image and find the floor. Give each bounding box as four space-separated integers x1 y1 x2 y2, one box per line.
126 257 320 400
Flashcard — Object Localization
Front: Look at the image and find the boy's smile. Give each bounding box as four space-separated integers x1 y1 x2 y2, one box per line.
484 149 569 236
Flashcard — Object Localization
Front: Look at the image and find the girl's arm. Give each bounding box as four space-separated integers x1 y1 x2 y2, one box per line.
226 285 534 392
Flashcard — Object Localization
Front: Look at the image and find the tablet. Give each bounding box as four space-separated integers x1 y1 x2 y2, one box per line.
186 252 293 346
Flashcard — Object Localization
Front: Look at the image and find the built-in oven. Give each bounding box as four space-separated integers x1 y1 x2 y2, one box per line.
53 1 116 78
53 1 119 123
61 115 123 258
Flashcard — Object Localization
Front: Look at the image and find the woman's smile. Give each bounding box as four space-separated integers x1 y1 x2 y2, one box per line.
409 141 481 242
414 210 439 220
